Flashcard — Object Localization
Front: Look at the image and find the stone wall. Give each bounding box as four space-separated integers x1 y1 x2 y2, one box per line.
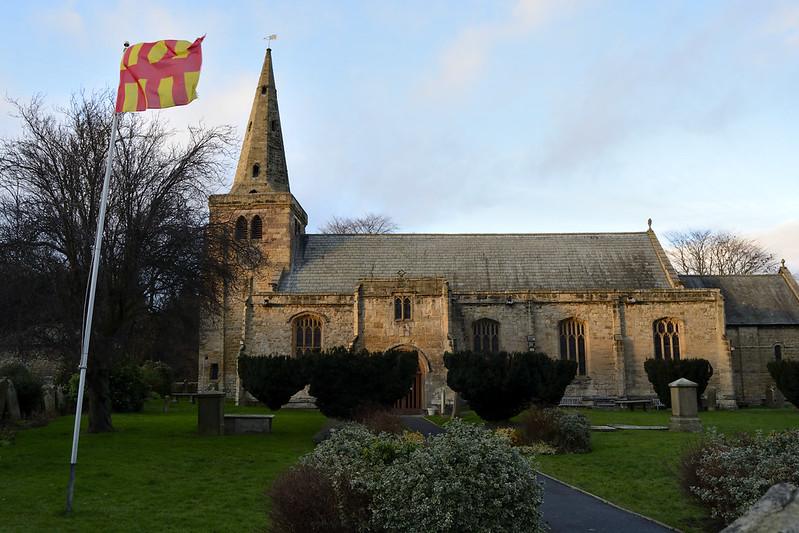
210 282 737 409
728 325 799 405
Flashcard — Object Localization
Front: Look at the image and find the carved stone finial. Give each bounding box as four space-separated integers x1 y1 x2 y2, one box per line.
647 218 652 230
781 258 786 268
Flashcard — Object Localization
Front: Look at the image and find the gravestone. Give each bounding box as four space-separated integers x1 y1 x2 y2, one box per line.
42 385 57 416
765 386 775 408
705 387 717 411
1 378 22 421
197 391 225 436
669 378 702 432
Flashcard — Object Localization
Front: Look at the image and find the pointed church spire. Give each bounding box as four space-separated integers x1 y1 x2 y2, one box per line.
230 47 290 194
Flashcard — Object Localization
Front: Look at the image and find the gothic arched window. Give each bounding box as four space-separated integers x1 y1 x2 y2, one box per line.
653 318 681 361
560 318 587 376
250 215 262 240
293 315 322 355
234 216 247 240
394 296 412 321
252 163 260 178
473 319 500 353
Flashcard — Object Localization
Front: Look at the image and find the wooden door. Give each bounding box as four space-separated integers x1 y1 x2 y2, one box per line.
394 368 423 411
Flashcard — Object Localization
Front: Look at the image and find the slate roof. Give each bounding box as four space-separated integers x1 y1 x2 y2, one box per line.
279 232 676 293
680 275 799 325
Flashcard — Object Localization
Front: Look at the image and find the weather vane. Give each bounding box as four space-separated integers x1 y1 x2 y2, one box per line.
265 34 278 48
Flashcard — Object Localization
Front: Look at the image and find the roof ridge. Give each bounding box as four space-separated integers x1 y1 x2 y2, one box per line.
306 231 651 237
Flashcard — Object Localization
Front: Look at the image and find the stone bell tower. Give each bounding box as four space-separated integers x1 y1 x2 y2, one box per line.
199 47 307 394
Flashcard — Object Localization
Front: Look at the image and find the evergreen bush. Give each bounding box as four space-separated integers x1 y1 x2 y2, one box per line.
444 351 576 421
644 358 713 408
238 354 308 411
307 348 417 419
518 408 592 453
0 363 42 417
109 361 149 412
679 429 799 525
767 359 799 408
141 360 174 398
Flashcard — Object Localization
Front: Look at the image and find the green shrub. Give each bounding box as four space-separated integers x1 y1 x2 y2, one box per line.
300 420 545 533
307 348 418 419
767 360 799 408
268 464 353 533
518 408 592 453
109 361 148 413
237 354 308 410
369 419 545 532
0 363 43 417
141 361 173 398
444 351 577 422
680 429 799 525
644 358 713 407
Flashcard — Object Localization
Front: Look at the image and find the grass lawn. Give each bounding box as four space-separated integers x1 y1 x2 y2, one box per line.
0 400 325 532
430 407 799 532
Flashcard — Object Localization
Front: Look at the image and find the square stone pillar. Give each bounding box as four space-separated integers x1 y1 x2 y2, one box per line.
669 378 703 432
197 392 226 436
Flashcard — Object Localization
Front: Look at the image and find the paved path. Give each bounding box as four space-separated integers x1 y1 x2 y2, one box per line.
400 416 673 533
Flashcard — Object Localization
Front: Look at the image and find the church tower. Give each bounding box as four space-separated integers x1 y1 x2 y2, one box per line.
230 47 289 194
200 47 307 395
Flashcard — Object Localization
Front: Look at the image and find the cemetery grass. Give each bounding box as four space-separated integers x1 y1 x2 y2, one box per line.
430 407 799 533
0 400 325 532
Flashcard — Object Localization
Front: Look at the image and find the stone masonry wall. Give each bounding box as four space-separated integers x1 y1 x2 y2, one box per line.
728 325 799 405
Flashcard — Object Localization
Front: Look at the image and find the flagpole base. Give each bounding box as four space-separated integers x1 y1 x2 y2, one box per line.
66 463 76 513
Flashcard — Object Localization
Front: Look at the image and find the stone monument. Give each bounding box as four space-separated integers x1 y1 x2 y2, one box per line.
197 391 225 436
669 378 703 432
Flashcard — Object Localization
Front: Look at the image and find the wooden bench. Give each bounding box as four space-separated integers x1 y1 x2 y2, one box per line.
224 414 274 435
615 399 651 411
592 397 617 408
171 392 197 404
559 396 583 408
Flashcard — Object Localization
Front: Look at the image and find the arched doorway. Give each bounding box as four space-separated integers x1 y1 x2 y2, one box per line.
390 345 428 413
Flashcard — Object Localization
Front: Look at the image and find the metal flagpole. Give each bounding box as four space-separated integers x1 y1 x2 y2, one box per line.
66 109 120 513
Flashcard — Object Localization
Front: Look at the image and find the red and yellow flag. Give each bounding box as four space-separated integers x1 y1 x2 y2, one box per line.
116 36 204 113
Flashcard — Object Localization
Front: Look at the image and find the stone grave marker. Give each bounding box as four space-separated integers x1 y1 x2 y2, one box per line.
669 378 702 432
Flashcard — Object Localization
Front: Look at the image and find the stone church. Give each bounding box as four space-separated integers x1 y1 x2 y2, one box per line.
198 48 799 411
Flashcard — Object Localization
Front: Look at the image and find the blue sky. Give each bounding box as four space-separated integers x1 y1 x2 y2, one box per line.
1 1 797 269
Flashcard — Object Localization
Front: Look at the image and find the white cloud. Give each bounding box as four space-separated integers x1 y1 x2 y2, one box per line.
35 1 86 43
417 0 583 100
751 220 799 273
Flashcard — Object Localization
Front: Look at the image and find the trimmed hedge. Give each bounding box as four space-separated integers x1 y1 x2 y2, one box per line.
238 355 308 411
307 348 418 419
444 351 577 422
644 358 713 408
238 348 418 418
767 359 799 408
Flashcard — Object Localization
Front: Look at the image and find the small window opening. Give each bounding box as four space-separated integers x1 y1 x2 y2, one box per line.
249 189 258 194
250 215 262 240
210 363 219 380
271 120 278 132
247 121 252 132
394 296 412 321
260 85 267 95
775 344 783 361
252 163 260 178
473 319 500 353
234 216 247 240
653 318 681 361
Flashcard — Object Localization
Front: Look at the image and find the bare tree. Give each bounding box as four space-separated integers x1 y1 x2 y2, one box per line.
320 213 398 234
0 92 256 431
666 229 778 275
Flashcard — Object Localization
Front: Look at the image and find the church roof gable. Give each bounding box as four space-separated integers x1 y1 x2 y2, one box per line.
680 274 799 325
279 232 676 293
